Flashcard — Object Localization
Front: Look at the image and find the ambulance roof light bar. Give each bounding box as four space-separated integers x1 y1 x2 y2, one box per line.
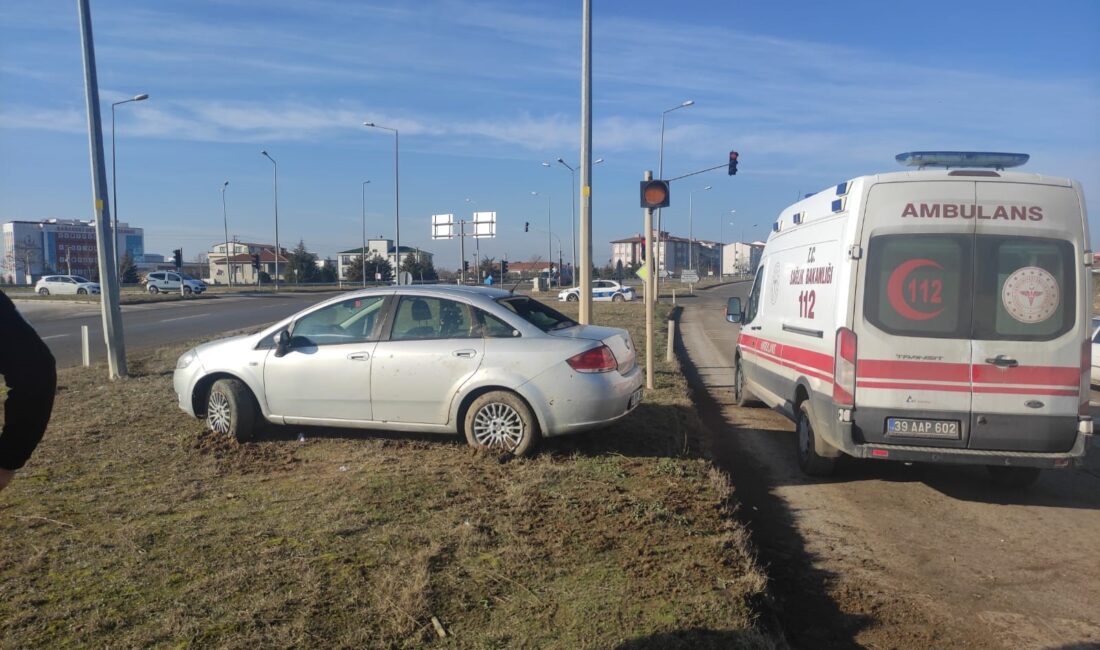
896 151 1029 171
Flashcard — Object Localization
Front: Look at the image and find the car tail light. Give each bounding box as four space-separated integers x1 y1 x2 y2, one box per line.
833 327 857 407
1080 338 1091 417
567 345 617 373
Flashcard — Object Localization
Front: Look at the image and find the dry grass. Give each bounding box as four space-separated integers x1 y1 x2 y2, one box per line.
0 300 774 649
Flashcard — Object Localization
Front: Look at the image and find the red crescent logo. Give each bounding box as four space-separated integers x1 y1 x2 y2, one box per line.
886 258 944 321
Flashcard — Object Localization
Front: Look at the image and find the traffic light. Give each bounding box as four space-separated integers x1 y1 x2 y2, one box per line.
251 253 260 270
172 249 182 269
524 222 529 232
462 260 469 273
501 260 509 275
728 151 739 176
639 180 670 209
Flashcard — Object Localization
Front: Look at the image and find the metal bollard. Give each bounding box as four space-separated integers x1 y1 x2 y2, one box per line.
666 318 675 362
81 325 90 367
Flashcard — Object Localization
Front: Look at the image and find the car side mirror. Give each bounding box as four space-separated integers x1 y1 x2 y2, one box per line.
273 330 291 357
726 297 743 324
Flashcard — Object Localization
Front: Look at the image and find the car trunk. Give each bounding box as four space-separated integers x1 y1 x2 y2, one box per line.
550 324 637 374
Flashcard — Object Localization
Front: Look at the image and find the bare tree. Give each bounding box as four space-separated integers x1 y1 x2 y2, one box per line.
5 236 40 284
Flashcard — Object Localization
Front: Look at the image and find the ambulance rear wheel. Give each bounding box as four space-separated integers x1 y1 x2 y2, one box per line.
796 401 836 477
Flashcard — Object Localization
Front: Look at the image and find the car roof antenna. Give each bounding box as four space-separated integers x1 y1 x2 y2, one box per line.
508 276 524 295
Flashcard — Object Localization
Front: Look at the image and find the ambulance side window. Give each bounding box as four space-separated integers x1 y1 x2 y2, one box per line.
744 264 765 323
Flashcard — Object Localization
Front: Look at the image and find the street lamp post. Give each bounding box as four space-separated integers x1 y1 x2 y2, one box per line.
362 180 370 287
260 150 280 290
543 157 603 287
221 181 232 287
364 122 400 283
110 92 148 280
688 185 711 270
465 198 481 281
531 191 553 287
656 99 693 286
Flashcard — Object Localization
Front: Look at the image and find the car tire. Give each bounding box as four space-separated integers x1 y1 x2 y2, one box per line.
464 390 540 457
733 355 758 407
77 288 87 295
612 293 625 302
149 286 159 294
183 286 193 295
567 293 579 302
986 466 1041 489
38 288 49 296
796 401 836 477
207 378 257 443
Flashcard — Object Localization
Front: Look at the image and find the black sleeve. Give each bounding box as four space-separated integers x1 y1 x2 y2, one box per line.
0 290 57 471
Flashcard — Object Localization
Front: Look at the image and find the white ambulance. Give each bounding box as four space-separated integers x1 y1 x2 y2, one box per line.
727 152 1093 486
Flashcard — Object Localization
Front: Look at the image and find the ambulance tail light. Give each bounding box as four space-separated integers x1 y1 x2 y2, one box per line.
834 327 857 408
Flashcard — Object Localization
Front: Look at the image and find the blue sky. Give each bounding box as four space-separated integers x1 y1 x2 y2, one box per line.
2 0 1098 269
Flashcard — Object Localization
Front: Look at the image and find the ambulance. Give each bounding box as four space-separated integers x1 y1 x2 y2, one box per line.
726 152 1093 486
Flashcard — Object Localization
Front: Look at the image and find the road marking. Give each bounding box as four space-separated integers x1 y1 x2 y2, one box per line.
41 334 70 340
158 313 210 323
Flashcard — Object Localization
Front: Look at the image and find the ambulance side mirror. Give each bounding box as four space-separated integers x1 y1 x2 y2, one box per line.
726 297 743 324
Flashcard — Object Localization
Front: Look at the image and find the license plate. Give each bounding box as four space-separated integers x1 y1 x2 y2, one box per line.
628 388 643 410
886 417 960 439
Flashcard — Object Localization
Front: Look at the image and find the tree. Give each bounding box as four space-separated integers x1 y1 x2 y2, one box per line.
401 251 437 282
477 256 499 285
5 235 40 284
118 251 139 284
283 239 320 283
318 259 337 283
345 254 392 283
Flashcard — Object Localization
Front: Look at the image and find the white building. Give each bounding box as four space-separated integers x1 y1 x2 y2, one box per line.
721 241 766 276
610 231 721 277
207 241 288 285
335 238 432 281
2 219 144 284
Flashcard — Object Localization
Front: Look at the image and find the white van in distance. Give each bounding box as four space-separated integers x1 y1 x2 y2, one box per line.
727 152 1093 487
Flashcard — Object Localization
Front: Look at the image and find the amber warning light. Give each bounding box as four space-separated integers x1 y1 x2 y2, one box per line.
640 179 670 209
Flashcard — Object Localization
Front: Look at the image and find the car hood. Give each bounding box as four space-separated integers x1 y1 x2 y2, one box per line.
194 333 254 359
549 324 636 373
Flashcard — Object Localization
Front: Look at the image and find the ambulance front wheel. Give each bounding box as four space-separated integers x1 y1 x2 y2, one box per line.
734 355 757 408
796 401 837 477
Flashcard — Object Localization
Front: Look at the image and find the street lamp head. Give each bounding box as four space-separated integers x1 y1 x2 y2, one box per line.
703 185 712 191
133 94 149 101
682 100 694 107
556 157 565 164
222 181 229 188
541 161 551 167
594 158 604 165
363 122 374 127
530 191 539 196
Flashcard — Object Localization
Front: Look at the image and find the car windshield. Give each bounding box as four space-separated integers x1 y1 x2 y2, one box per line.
496 296 577 332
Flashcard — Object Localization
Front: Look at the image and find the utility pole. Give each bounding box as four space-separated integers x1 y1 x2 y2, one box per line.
221 181 232 287
77 0 126 379
459 220 467 284
578 0 594 323
643 170 655 390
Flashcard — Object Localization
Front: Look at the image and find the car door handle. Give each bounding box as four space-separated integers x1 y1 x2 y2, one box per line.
453 349 477 358
749 325 762 331
984 355 1018 368
347 352 370 361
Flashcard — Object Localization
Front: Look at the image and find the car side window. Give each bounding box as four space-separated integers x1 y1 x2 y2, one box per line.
390 297 475 341
744 264 765 323
474 308 518 338
291 295 385 346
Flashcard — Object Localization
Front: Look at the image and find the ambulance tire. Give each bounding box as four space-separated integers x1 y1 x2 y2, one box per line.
986 466 1040 489
796 401 836 477
733 355 758 408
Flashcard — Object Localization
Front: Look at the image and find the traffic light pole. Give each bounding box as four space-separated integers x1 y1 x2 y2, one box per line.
578 0 594 323
459 220 466 284
643 170 655 391
77 0 127 379
179 247 185 297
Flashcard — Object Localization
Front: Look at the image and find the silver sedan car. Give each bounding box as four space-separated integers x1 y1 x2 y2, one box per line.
174 285 644 456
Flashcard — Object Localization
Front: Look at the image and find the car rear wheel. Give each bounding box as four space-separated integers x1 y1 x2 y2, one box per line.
207 378 256 443
148 285 159 294
734 355 758 407
986 466 1041 489
612 293 625 302
38 288 49 295
464 390 539 457
796 401 836 477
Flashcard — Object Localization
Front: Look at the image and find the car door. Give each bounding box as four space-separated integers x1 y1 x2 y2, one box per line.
60 277 78 294
166 273 182 291
370 295 485 425
263 294 389 423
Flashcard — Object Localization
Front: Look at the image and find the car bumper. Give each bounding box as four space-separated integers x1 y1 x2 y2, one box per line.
173 363 204 417
522 363 644 437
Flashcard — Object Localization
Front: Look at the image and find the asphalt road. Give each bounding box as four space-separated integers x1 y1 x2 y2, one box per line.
679 282 1100 649
13 292 341 367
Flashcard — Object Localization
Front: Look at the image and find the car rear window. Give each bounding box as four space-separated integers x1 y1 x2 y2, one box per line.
864 234 1074 341
496 296 576 332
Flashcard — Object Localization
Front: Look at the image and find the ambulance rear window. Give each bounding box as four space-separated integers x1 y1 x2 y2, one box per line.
864 234 1075 341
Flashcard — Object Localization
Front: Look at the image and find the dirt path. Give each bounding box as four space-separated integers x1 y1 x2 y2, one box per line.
677 286 1100 649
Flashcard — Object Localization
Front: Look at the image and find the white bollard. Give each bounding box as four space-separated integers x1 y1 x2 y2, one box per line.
666 319 675 362
81 325 90 367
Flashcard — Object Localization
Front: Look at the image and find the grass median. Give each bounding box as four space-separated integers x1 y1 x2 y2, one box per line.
0 299 773 649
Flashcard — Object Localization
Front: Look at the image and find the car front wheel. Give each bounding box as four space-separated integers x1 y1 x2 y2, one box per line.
77 288 87 295
567 293 579 302
207 378 256 443
464 390 539 457
38 288 49 295
183 286 193 295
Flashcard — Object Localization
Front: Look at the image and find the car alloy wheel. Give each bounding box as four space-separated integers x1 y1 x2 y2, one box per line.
208 390 232 435
149 286 159 294
464 390 539 456
77 288 87 295
38 288 49 295
206 378 256 442
183 286 193 295
612 293 625 302
567 293 579 302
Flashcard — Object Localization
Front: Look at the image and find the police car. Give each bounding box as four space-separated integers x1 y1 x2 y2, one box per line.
558 280 637 302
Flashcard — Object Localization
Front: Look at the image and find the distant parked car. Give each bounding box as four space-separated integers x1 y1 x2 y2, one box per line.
558 280 637 303
174 285 644 456
145 271 207 295
34 275 100 296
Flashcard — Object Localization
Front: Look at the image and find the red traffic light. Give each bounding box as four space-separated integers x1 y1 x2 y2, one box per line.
728 151 739 176
640 180 670 209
